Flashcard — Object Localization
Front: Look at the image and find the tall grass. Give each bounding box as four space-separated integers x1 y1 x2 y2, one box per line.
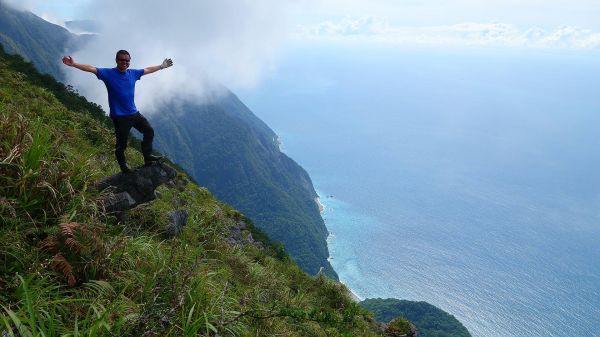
0 276 143 336
0 112 70 226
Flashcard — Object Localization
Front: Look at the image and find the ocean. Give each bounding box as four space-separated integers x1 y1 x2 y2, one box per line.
237 43 600 337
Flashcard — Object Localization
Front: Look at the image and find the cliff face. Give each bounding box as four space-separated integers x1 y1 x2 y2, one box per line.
152 95 337 279
0 4 336 279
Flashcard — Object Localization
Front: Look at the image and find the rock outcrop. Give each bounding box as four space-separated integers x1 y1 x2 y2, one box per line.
228 219 261 248
164 210 188 238
96 163 177 213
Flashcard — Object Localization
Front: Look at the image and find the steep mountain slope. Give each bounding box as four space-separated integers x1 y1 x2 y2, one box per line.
0 4 337 278
0 46 381 336
152 95 336 278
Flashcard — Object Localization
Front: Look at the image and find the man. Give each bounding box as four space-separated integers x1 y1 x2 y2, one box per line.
62 50 173 173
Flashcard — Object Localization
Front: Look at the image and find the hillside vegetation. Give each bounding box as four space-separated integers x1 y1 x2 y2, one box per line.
0 47 383 336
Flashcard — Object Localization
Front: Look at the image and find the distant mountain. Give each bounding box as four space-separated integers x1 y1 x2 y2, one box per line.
360 298 472 337
151 94 338 278
0 2 83 80
0 4 338 279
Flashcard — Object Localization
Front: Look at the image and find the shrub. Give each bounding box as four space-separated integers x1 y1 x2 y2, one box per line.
386 317 416 337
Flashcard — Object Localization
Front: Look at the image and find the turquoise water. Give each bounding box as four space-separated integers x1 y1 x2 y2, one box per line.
238 45 600 336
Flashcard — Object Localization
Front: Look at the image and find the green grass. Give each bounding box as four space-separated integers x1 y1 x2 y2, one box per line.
0 46 384 336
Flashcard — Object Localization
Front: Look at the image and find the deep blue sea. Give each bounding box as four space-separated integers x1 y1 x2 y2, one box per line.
238 43 600 337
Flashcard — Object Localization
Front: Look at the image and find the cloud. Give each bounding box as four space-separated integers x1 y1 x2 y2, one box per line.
301 16 390 36
300 0 600 31
2 0 31 11
63 0 290 114
295 17 600 49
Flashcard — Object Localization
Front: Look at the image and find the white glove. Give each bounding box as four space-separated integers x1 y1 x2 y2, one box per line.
160 58 173 69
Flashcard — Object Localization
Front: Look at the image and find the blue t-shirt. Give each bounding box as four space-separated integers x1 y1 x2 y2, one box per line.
96 68 144 117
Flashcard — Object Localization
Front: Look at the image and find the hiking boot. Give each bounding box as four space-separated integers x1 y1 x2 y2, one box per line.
144 154 163 166
120 163 132 174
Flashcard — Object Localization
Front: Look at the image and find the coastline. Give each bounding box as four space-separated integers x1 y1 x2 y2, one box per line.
345 286 363 302
318 191 363 303
317 190 474 336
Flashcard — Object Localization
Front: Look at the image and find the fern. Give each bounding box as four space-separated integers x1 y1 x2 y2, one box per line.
51 253 76 287
41 222 104 287
81 280 115 301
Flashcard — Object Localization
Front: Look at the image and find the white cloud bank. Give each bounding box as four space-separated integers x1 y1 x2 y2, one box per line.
63 0 289 114
296 17 600 49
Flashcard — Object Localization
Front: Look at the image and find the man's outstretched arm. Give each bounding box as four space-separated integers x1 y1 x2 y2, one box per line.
62 56 97 74
143 58 173 75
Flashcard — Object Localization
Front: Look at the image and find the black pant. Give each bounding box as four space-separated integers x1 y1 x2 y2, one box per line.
111 112 154 166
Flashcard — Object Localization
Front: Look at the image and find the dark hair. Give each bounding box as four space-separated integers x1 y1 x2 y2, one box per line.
115 50 131 60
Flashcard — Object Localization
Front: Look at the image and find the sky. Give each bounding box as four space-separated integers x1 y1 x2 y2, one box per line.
13 0 600 29
13 0 600 43
304 0 600 28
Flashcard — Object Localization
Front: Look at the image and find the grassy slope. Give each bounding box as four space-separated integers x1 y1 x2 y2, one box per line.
0 49 383 336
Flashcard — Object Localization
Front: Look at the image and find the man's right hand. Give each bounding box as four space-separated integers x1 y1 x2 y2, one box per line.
61 56 97 74
62 56 74 66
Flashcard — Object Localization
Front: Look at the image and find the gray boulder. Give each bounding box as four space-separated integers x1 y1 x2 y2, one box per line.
97 163 177 213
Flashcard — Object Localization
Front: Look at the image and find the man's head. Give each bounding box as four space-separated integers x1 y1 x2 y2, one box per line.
115 50 131 72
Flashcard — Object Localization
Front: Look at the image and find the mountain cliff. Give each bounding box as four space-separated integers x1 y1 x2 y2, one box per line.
152 95 336 278
0 3 336 279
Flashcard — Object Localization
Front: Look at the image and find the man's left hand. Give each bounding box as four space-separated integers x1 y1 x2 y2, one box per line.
160 58 173 69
